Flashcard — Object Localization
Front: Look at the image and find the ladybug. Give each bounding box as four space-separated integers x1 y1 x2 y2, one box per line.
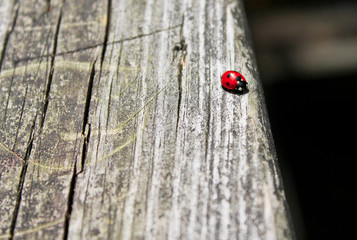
221 70 248 93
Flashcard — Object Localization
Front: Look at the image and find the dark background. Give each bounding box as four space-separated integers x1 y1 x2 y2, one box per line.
243 0 357 239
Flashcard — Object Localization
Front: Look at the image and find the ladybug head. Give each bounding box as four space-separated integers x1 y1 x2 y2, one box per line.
235 80 248 93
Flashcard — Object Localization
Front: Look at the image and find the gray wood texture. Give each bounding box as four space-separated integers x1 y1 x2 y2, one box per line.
0 0 294 239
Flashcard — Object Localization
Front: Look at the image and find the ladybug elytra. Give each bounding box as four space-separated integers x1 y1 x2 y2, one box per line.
221 71 248 93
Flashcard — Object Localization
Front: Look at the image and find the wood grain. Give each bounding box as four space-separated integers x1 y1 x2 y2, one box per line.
0 0 294 239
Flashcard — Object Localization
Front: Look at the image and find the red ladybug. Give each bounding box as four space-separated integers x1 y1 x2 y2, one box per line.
221 70 248 93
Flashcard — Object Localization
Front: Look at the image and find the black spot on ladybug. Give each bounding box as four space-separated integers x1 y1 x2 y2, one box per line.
226 82 229 86
227 73 231 78
236 76 241 81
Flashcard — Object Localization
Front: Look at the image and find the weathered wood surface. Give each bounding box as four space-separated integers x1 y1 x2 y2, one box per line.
0 0 294 239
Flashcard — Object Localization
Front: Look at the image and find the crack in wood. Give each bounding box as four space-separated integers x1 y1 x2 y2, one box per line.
80 124 91 173
45 0 52 13
12 82 29 151
62 162 77 240
82 60 96 134
6 24 181 65
105 78 114 130
62 57 96 238
0 1 19 73
40 6 63 130
8 118 35 240
8 164 27 240
100 0 112 70
176 58 184 133
204 59 212 165
174 15 186 133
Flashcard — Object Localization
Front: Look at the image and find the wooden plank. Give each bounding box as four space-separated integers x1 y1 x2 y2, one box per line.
67 0 184 238
0 0 14 68
67 0 294 239
0 0 60 238
0 0 106 239
0 0 294 239
0 1 18 237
